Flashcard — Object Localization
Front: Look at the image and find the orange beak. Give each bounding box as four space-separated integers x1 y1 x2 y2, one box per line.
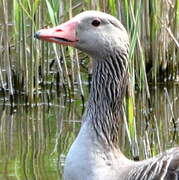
35 20 79 46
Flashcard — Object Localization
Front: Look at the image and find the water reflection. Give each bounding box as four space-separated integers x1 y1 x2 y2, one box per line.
0 83 179 180
0 92 83 180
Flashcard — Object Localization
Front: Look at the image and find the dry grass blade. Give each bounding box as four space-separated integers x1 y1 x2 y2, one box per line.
2 0 14 100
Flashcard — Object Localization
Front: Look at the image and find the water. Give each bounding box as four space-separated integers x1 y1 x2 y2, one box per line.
0 83 179 180
0 89 83 180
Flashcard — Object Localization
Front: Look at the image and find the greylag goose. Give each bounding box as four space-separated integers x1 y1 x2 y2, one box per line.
35 11 179 180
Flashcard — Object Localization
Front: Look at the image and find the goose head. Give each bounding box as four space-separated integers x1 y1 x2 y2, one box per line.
35 11 129 59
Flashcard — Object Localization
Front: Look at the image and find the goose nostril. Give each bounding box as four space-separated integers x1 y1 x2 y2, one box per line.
56 29 62 32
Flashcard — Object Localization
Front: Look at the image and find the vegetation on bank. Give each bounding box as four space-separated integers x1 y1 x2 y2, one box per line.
0 0 178 103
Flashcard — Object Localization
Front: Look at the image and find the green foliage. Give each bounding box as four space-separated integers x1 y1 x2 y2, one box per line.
0 0 178 103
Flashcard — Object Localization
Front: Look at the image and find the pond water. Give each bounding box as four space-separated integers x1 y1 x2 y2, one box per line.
0 83 179 180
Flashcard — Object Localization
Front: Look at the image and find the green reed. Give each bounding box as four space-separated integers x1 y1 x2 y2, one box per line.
0 0 178 105
2 0 14 103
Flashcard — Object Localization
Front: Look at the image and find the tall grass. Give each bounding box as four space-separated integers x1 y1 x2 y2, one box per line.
2 0 14 103
0 0 178 105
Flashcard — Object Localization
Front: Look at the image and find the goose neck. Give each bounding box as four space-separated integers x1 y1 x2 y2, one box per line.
84 51 128 147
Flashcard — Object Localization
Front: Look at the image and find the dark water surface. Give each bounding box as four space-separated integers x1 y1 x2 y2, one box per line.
0 83 179 180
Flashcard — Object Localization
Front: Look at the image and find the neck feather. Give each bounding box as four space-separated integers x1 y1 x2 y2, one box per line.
84 50 128 148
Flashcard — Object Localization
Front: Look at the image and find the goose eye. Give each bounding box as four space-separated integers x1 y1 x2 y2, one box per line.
91 19 101 27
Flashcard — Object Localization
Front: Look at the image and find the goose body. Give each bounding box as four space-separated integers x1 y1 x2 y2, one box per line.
35 11 179 180
64 121 135 180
